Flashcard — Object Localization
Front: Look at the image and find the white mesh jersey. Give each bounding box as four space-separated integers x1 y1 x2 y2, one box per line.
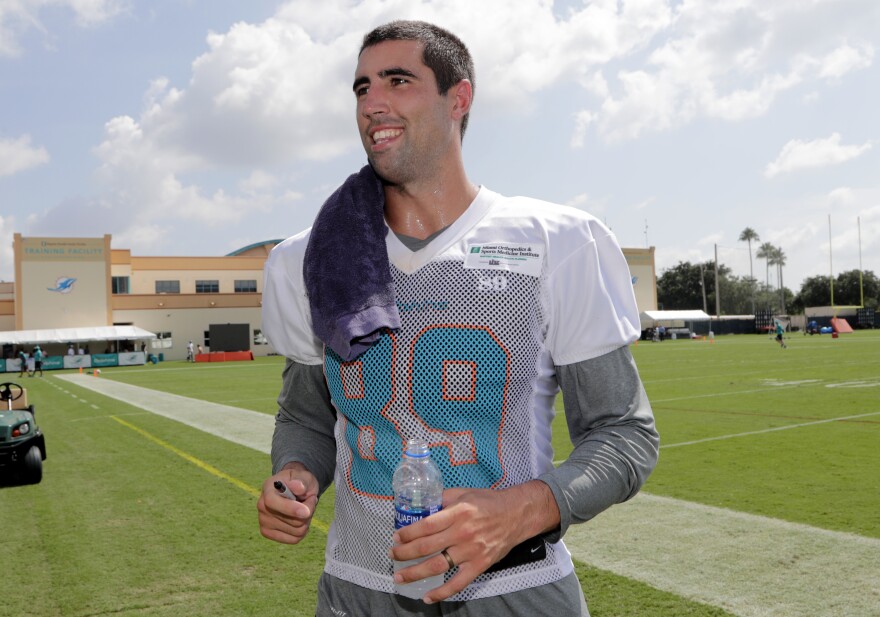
263 186 640 601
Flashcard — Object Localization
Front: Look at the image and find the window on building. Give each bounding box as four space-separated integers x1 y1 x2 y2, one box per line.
154 331 173 349
254 329 268 345
156 280 180 294
203 330 210 349
112 276 130 294
234 279 257 293
196 280 220 293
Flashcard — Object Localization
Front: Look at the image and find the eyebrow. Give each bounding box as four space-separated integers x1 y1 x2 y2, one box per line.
352 67 418 92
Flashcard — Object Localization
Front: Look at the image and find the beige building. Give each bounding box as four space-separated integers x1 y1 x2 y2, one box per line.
2 234 657 364
4 234 275 362
625 247 658 318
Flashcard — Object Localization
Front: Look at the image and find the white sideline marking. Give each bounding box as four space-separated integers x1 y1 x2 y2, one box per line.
57 374 272 454
662 410 880 449
58 374 880 616
565 493 880 617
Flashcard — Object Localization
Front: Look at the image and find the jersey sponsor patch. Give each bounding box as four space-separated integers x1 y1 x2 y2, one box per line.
464 243 543 277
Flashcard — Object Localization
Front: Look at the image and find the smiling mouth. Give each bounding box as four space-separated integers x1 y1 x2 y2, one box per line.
372 128 403 143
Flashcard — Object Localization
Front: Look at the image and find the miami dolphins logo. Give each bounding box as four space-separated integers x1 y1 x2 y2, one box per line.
48 277 77 293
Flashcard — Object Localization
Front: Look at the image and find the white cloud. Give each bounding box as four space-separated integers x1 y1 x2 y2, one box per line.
581 0 878 142
818 42 874 79
134 14 361 169
0 1 43 57
566 193 590 208
0 0 127 56
239 170 278 195
827 187 856 205
65 0 128 26
16 109 284 256
764 133 873 178
90 0 680 173
89 114 277 233
633 196 655 211
570 110 596 148
0 134 50 176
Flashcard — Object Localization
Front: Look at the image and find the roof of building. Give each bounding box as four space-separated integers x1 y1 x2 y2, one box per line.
225 240 284 257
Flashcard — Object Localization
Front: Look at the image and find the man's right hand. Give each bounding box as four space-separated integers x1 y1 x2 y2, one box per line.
257 462 319 544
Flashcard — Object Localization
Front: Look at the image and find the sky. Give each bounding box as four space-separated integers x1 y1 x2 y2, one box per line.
1 0 879 295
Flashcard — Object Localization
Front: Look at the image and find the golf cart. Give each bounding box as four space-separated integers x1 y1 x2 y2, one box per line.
0 382 46 484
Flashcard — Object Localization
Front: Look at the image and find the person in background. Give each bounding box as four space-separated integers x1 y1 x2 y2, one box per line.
18 348 29 378
775 320 787 349
32 345 43 377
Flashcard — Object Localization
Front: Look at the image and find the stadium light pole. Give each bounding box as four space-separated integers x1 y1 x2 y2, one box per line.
714 244 721 317
699 263 708 313
858 216 864 308
829 214 835 307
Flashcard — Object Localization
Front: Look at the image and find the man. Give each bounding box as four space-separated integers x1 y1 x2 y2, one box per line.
258 20 658 616
18 348 28 378
32 345 43 377
775 321 787 348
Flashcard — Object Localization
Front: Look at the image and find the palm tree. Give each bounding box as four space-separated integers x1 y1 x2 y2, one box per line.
739 227 760 314
769 246 787 313
738 228 760 281
757 242 775 287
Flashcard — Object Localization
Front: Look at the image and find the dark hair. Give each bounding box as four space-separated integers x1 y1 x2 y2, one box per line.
360 20 475 139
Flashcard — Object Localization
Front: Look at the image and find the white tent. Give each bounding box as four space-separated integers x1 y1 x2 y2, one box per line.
639 310 712 337
640 310 711 323
0 325 157 346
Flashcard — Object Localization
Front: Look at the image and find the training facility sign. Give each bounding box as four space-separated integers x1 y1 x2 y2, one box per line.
20 237 107 262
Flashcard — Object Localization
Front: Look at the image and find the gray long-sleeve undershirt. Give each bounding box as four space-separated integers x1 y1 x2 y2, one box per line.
271 345 659 540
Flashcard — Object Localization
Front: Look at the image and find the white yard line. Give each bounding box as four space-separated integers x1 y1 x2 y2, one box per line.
564 493 880 617
58 374 880 617
661 410 880 448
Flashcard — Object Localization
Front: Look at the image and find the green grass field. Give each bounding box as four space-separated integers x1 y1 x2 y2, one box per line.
2 330 878 616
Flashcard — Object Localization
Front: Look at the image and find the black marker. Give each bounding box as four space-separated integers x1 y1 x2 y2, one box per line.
273 479 299 501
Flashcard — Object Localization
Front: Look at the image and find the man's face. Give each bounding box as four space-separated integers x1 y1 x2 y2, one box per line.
353 39 457 186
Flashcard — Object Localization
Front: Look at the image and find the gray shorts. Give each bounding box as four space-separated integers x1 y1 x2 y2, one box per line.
316 571 590 617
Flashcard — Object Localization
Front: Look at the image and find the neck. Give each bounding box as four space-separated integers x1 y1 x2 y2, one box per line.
383 159 478 239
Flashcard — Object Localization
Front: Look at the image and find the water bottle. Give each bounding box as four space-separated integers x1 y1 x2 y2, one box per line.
392 438 444 599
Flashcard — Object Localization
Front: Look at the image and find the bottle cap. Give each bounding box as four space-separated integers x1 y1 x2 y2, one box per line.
404 438 430 458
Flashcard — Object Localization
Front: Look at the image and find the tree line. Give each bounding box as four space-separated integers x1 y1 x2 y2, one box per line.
656 227 879 315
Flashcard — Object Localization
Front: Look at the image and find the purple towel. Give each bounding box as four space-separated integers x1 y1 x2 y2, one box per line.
303 165 401 361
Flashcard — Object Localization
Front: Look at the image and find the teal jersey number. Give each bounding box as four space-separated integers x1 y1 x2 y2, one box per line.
325 326 509 499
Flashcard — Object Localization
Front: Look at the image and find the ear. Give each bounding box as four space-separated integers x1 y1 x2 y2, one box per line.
449 79 473 122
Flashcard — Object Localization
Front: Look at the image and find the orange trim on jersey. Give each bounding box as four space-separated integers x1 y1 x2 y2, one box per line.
442 360 477 401
357 426 378 461
340 360 365 399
